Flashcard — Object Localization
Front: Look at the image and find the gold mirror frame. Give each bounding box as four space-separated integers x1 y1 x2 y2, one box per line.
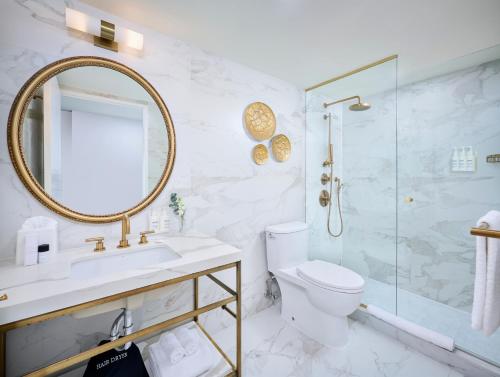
7 56 176 223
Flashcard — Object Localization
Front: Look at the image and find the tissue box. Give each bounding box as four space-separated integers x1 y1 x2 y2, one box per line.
16 216 58 265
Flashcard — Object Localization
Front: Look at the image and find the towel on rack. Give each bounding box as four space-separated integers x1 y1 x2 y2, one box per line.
174 327 200 355
471 210 500 336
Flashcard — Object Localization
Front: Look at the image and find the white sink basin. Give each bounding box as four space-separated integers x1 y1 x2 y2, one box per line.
70 246 180 280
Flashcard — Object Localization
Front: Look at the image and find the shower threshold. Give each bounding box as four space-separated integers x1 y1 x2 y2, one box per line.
360 278 500 368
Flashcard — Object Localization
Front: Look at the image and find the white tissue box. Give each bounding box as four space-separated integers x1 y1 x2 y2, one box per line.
16 216 58 265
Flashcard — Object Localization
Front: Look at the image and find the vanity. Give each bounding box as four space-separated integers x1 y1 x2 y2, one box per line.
0 234 242 377
1 56 242 376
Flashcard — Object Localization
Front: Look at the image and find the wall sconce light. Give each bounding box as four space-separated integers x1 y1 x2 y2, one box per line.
65 8 144 52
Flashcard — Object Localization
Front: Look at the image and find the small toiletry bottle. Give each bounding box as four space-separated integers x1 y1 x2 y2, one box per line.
451 147 459 171
37 244 50 264
466 146 475 171
159 206 169 233
458 147 465 171
150 208 160 232
24 233 38 266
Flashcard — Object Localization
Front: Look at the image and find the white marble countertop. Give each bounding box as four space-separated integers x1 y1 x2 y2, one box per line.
0 233 242 326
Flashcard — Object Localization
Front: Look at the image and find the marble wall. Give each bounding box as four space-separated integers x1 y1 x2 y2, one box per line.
397 57 500 311
0 1 305 375
306 55 500 314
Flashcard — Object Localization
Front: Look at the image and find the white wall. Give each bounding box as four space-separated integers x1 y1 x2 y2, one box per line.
0 1 305 375
65 110 144 214
42 76 62 197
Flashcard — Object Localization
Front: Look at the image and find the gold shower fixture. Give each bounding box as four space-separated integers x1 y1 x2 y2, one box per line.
323 95 371 111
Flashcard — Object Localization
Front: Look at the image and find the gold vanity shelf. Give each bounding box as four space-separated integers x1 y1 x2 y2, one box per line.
0 261 242 377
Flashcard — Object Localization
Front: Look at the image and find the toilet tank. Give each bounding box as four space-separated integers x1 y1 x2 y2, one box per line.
265 222 308 274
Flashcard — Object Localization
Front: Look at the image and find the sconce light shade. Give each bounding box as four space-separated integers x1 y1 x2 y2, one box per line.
65 8 99 35
65 8 144 52
116 28 144 51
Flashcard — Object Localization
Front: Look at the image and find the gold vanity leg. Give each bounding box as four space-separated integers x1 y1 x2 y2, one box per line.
0 331 6 377
236 261 242 376
194 277 199 323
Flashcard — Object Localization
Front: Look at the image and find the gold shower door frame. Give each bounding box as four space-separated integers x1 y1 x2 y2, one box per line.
0 261 242 377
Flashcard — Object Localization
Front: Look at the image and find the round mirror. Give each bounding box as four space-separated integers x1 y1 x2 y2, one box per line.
8 56 176 223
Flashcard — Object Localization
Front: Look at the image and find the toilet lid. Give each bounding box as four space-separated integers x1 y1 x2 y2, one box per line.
296 260 364 292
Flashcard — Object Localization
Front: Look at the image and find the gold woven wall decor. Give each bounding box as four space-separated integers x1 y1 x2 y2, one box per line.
252 144 269 165
271 134 291 162
244 102 276 141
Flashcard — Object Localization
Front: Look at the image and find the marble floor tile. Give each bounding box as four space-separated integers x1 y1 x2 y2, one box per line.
212 305 463 377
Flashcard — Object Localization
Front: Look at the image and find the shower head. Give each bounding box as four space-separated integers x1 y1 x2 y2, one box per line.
323 95 371 111
349 101 371 111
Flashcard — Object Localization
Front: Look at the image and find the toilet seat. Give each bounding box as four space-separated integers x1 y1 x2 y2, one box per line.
296 260 364 293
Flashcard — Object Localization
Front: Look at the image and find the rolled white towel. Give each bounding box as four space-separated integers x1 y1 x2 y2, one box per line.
159 332 186 364
174 327 200 356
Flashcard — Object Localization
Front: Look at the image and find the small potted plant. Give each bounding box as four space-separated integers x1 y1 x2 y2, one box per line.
169 193 186 232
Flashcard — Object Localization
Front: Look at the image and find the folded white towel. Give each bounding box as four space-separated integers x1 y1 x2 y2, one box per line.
159 332 186 364
174 327 200 356
148 326 217 377
471 210 500 336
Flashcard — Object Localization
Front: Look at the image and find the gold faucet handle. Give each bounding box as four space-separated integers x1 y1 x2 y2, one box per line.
139 230 155 245
85 237 106 252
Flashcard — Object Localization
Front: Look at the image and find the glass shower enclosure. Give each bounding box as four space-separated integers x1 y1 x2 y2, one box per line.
305 45 500 366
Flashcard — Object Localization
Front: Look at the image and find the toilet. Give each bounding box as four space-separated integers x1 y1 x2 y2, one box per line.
265 221 364 347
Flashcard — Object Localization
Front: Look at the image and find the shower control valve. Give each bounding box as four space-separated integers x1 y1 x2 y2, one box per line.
321 173 331 185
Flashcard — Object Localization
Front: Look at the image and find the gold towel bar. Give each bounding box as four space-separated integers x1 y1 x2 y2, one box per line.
470 221 500 239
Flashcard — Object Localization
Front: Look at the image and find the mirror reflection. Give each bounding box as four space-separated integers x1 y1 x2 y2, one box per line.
22 66 169 215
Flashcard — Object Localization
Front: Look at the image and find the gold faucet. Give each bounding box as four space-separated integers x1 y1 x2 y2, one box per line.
117 214 131 248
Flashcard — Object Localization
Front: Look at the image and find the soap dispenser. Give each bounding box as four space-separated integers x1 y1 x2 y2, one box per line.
458 147 466 171
465 146 476 172
451 147 459 171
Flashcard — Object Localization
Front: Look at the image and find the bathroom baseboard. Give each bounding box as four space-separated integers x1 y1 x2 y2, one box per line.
350 310 500 377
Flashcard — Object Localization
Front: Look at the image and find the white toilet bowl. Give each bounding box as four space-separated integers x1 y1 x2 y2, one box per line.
265 222 365 347
275 260 364 347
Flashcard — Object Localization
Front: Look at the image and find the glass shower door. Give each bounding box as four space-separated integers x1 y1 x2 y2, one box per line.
305 57 398 314
396 44 500 365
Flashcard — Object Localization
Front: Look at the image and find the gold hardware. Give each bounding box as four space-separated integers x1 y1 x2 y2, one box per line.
118 214 131 248
0 294 7 301
85 237 106 252
244 102 276 141
471 222 500 239
139 230 155 245
271 134 291 162
0 261 242 377
252 144 269 165
305 54 398 92
486 154 500 163
321 173 331 185
7 56 176 224
319 190 330 207
404 196 414 203
359 303 368 309
93 20 118 52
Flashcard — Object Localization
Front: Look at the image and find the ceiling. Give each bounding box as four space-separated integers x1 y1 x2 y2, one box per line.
81 0 500 89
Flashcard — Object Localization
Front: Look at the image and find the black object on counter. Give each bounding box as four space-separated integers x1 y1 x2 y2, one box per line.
37 244 49 252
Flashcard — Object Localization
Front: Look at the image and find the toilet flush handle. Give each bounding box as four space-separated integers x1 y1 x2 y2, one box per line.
268 232 275 239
